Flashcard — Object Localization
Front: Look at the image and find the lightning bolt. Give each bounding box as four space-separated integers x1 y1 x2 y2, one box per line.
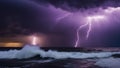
74 15 105 47
74 23 88 47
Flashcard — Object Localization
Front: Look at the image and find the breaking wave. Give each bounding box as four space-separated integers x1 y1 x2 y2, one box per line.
0 45 120 59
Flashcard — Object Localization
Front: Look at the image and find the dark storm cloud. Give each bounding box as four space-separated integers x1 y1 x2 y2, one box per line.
0 0 51 36
35 0 120 11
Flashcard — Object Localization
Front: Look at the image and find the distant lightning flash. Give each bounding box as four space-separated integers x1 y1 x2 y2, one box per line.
74 15 105 47
32 36 37 45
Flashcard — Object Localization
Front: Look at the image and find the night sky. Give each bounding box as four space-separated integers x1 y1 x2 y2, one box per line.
0 0 120 47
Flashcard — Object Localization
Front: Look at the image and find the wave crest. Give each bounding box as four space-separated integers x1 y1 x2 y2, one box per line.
0 45 119 59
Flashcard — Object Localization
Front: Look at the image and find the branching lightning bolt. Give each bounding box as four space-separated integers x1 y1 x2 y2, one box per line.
53 7 120 47
55 14 105 48
74 15 105 47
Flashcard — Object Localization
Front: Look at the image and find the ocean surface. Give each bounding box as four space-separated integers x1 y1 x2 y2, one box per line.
0 45 120 68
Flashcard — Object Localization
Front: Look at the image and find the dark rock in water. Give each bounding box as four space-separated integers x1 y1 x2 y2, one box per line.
112 54 120 58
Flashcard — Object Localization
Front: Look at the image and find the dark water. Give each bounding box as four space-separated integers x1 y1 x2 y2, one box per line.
0 59 101 68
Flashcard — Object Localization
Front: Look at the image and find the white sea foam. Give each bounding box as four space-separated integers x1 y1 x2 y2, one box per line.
0 45 120 59
95 58 120 68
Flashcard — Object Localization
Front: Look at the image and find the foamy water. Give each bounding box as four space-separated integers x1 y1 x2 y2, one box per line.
0 45 120 59
95 58 120 68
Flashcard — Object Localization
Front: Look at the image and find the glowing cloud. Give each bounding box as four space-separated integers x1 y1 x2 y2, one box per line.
104 7 120 13
87 15 105 22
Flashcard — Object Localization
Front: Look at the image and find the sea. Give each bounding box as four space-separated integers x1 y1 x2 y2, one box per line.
0 45 120 68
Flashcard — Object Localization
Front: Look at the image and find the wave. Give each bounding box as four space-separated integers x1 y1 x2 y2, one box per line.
0 45 120 59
